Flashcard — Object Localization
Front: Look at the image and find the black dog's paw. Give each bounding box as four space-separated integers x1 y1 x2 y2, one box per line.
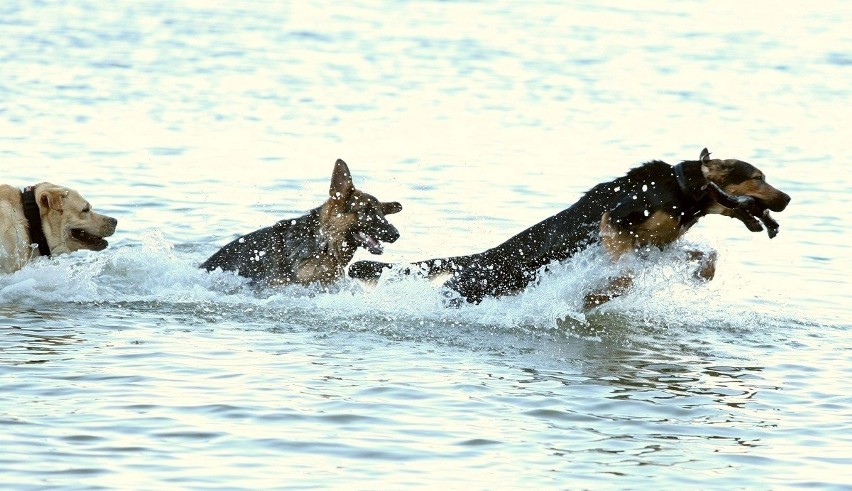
440 288 465 309
348 260 391 281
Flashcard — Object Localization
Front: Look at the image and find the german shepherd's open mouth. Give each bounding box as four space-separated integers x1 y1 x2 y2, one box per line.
352 216 400 255
354 231 388 255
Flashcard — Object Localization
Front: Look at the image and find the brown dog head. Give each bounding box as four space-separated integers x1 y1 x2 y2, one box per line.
698 149 791 236
35 182 118 254
323 159 402 260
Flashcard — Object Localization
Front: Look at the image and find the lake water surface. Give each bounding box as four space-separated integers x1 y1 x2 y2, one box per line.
1 0 851 489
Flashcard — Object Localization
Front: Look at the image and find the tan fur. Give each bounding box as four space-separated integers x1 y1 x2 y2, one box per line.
0 182 117 274
593 210 683 308
291 198 358 284
600 210 683 260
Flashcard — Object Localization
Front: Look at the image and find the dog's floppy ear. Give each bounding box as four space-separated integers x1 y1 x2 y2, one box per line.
699 148 711 164
330 158 355 200
38 187 68 213
381 201 402 215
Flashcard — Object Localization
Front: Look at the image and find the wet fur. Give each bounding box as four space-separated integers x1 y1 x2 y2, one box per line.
349 149 790 307
0 182 118 274
201 159 402 286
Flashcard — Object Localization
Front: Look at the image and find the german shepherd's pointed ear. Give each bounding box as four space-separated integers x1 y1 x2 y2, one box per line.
330 158 355 200
699 148 711 164
381 201 402 215
38 187 67 213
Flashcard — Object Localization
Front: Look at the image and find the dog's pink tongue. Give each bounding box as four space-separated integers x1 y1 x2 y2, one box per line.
357 232 383 254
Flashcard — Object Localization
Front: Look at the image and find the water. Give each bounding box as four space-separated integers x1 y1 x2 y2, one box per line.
2 0 851 488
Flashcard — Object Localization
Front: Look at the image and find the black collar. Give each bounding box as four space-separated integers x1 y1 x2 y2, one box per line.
22 186 51 257
672 161 709 202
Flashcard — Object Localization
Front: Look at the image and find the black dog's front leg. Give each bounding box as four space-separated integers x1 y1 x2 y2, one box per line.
348 260 393 282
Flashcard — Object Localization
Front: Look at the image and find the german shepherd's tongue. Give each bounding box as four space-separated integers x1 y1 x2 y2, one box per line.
356 232 383 254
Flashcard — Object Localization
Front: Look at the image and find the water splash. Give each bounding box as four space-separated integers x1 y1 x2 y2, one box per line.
0 231 810 341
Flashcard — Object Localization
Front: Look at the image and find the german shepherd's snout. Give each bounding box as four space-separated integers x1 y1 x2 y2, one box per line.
201 159 402 286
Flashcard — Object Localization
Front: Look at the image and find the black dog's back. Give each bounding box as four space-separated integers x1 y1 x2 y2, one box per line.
349 175 620 302
432 179 621 302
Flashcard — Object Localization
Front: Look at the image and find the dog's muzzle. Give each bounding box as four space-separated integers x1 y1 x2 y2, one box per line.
71 216 118 251
766 191 791 212
354 224 399 255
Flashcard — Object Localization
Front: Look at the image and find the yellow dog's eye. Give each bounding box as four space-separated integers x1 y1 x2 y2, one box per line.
82 206 91 213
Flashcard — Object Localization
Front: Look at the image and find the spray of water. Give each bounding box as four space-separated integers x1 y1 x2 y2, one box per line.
0 230 806 342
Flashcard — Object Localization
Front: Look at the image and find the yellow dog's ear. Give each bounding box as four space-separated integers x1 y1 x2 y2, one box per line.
38 188 68 213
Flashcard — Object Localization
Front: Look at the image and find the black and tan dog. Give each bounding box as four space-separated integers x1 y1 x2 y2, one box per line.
201 159 402 286
348 148 790 307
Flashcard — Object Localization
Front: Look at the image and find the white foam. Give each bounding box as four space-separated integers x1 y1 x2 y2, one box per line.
0 231 806 334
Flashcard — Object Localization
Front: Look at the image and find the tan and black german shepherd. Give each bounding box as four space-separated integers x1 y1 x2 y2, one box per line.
348 148 790 307
201 159 402 286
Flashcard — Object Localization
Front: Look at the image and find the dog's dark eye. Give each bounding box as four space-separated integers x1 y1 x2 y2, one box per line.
753 175 765 182
82 206 91 213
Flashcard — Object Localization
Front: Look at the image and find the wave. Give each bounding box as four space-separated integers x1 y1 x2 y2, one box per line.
0 230 813 340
